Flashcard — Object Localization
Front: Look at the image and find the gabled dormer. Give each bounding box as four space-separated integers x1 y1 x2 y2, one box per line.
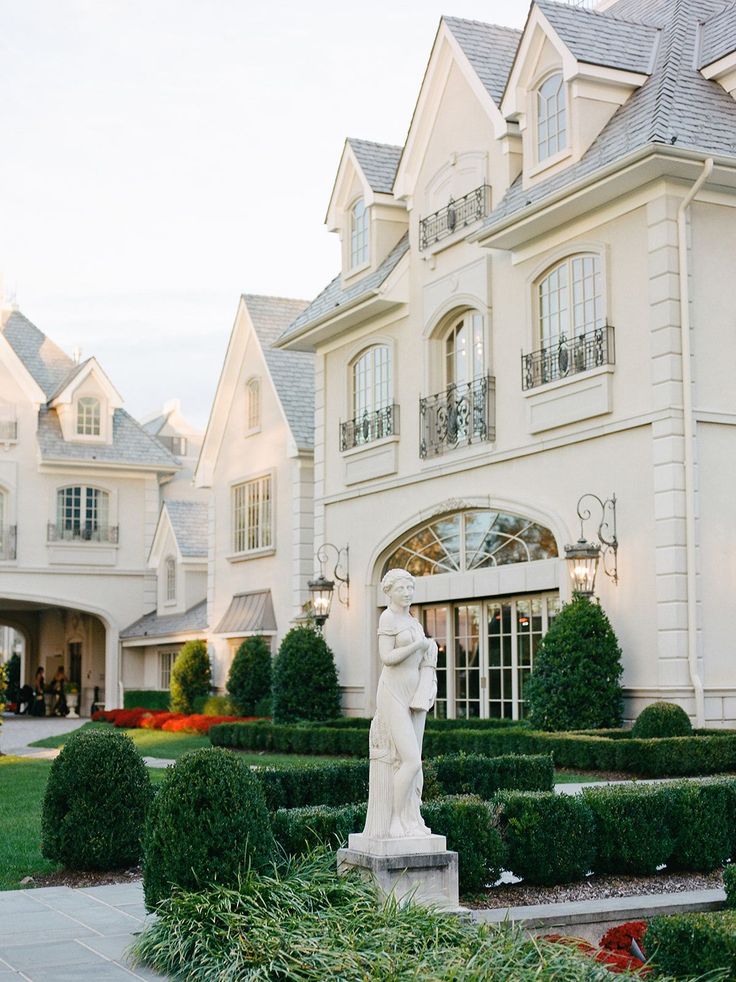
148 500 207 616
326 138 407 283
502 0 659 188
48 357 123 445
699 6 736 99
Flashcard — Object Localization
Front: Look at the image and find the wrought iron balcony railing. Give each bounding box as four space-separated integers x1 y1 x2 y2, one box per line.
521 325 615 391
0 526 16 560
419 184 491 251
0 419 17 442
419 375 495 459
340 404 399 452
47 523 119 544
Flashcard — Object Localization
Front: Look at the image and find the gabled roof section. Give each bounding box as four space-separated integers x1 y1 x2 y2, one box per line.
443 18 522 104
48 356 124 408
120 599 207 641
37 406 179 469
346 138 402 193
165 500 208 558
1 310 74 398
276 233 409 347
141 414 166 436
699 3 736 69
535 0 660 75
242 295 314 452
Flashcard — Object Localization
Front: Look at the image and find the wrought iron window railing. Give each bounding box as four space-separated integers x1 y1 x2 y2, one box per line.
419 184 491 251
47 523 119 544
521 325 615 391
0 526 16 560
340 404 399 452
0 419 17 442
419 375 495 459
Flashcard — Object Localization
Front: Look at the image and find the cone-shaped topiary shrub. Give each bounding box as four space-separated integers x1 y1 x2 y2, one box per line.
525 595 623 731
272 626 341 724
42 728 153 869
631 701 692 739
226 635 272 716
170 639 211 714
142 747 276 910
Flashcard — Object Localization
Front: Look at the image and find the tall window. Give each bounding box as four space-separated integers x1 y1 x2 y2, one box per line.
538 254 603 346
350 199 369 268
246 378 261 432
165 556 176 602
159 649 176 689
445 313 484 386
76 397 101 436
56 486 110 541
353 346 391 421
232 475 272 554
537 73 566 161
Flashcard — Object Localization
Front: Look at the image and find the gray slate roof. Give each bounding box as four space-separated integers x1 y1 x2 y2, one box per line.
483 0 736 233
242 295 315 451
700 2 736 68
2 310 75 398
37 406 179 468
278 233 409 345
120 599 207 641
536 0 660 75
165 500 208 558
141 414 166 436
444 18 522 105
347 138 402 193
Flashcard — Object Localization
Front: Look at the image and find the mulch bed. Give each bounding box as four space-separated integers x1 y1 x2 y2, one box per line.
25 866 142 889
466 868 724 909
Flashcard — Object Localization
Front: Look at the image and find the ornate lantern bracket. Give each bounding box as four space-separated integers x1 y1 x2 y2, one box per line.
564 493 618 597
308 543 350 627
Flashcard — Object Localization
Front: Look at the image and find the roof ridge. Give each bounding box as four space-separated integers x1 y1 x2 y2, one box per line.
242 293 309 305
537 0 660 28
442 15 522 34
648 0 691 144
347 136 403 150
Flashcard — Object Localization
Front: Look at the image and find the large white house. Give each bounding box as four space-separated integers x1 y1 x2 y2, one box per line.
277 0 736 726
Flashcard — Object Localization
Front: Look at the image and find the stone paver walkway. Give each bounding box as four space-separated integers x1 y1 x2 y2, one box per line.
0 716 86 757
0 882 166 980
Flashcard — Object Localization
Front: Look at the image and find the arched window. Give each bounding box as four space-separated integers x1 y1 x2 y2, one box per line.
246 377 261 432
537 73 566 161
445 313 485 386
165 556 176 602
537 254 603 346
55 486 112 542
350 199 369 268
383 509 558 578
76 397 101 436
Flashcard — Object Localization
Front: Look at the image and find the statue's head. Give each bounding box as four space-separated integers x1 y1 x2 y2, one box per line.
381 568 415 602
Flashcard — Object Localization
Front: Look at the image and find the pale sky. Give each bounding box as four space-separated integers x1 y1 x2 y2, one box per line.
0 0 527 427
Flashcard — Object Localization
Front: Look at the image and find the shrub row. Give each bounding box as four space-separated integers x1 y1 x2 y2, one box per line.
256 753 553 811
306 716 527 732
123 689 170 710
645 910 736 979
211 720 736 776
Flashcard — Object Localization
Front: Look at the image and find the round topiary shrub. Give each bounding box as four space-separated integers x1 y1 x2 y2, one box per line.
170 640 211 714
227 636 272 716
272 626 341 724
42 728 153 870
631 701 692 739
525 595 623 732
142 747 276 910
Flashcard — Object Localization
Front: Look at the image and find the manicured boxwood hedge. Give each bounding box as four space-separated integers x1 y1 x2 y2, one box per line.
123 689 170 710
211 719 736 777
645 910 736 979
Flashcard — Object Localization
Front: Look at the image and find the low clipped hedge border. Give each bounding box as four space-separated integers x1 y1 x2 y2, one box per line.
256 753 554 811
123 689 170 711
211 720 736 776
645 910 736 979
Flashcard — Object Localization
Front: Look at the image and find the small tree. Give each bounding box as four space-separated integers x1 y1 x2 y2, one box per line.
227 636 272 716
525 595 623 732
272 626 341 723
170 640 211 714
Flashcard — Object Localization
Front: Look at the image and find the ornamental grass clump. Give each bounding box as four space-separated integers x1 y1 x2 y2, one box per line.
142 747 275 910
41 728 153 870
169 639 211 714
272 625 341 723
631 701 692 739
525 595 623 731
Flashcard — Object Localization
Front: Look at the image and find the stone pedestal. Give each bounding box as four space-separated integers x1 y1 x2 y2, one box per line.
337 833 462 912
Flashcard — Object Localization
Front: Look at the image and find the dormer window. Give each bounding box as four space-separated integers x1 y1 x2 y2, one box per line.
76 397 101 436
165 556 176 602
350 199 369 268
537 73 567 162
246 377 261 433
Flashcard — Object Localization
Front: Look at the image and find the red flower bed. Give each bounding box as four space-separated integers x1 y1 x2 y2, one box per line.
600 921 647 955
140 712 185 730
544 922 650 976
91 707 261 734
161 713 259 734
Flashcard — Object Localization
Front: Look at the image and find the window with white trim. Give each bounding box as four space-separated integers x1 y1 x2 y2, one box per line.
350 199 369 268
159 649 176 689
445 313 485 387
76 397 101 436
246 378 261 432
353 345 391 420
537 73 566 162
232 475 272 554
165 556 176 602
55 486 111 541
537 254 603 347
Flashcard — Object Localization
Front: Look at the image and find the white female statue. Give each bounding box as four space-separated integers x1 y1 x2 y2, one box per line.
362 568 438 839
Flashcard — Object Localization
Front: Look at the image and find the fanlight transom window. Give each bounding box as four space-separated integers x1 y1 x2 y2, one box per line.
537 73 566 161
350 199 369 268
76 397 101 436
538 254 603 346
383 509 558 578
445 313 484 386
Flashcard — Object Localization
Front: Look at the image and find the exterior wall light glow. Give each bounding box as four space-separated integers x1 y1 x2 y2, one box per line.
308 543 349 627
564 493 618 598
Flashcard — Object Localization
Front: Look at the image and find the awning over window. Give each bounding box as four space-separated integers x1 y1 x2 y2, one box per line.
214 590 277 635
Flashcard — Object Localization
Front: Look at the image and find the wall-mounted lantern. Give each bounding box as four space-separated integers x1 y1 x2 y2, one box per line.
308 543 349 628
564 493 618 598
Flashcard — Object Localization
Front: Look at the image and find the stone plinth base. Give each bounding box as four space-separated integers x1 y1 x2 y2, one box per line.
337 839 461 912
347 832 447 856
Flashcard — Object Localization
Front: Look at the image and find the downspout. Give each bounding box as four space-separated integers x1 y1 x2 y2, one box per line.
677 157 713 727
